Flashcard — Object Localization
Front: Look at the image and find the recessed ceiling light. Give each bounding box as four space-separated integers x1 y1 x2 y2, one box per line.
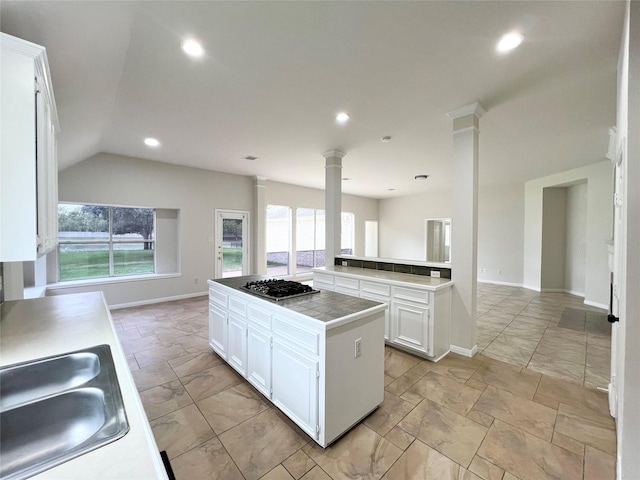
181 38 205 57
336 112 350 123
243 155 259 161
414 174 430 180
388 188 396 191
496 32 524 53
144 137 160 147
381 136 392 143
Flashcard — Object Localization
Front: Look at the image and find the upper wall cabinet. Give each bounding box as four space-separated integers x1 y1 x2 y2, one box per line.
1 33 59 261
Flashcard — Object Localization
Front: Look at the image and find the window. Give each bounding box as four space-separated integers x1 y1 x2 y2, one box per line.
296 208 325 274
341 212 355 255
266 205 291 276
58 204 155 281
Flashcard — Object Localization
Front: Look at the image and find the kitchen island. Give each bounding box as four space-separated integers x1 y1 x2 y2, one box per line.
208 276 387 448
0 292 167 479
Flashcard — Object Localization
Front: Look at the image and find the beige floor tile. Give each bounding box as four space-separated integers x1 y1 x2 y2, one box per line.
384 347 421 379
384 426 415 451
261 464 295 480
470 363 539 400
171 437 244 480
533 374 610 413
139 379 193 420
363 391 416 436
131 361 178 391
220 408 308 480
168 350 222 378
552 431 585 457
535 338 586 365
150 404 216 460
134 343 189 368
555 405 616 455
300 466 332 480
501 323 546 342
483 335 538 366
197 382 271 434
477 420 583 480
584 445 616 480
182 362 243 401
304 424 402 480
400 390 424 406
282 450 316 479
527 352 585 384
408 371 482 415
120 334 163 355
423 353 484 382
468 455 504 480
160 332 210 353
126 353 139 371
398 399 488 468
474 386 556 441
584 368 610 389
381 440 466 480
466 409 494 428
385 374 421 396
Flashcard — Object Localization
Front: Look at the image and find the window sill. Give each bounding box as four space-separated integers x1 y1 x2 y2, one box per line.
47 273 181 290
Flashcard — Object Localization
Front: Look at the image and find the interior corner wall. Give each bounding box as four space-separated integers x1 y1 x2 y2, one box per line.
54 152 253 306
541 187 568 291
378 190 452 262
523 161 613 307
265 180 378 257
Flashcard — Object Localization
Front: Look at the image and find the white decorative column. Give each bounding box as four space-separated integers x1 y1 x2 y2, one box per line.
252 175 267 275
447 102 485 356
322 151 346 265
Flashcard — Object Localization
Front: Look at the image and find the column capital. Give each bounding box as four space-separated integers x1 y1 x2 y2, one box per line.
321 150 347 160
252 175 267 187
446 102 486 120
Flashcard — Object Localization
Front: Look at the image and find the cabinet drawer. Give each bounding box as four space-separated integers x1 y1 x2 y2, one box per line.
335 277 358 291
313 272 335 286
360 280 390 297
209 288 228 308
272 315 320 356
392 286 430 304
248 304 271 329
229 295 246 316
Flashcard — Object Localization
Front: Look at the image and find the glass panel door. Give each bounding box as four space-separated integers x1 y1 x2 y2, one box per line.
215 210 249 278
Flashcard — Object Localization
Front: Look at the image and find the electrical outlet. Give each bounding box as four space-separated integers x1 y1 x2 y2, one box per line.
342 261 348 267
354 338 362 358
431 270 441 278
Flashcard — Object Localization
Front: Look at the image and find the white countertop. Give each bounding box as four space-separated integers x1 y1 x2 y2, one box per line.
0 292 168 479
315 265 454 291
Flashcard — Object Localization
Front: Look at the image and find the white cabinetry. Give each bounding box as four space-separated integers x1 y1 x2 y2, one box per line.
227 313 248 376
247 324 271 397
0 33 59 261
313 268 452 361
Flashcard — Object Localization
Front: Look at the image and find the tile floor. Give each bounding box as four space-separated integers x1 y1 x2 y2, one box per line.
112 284 615 480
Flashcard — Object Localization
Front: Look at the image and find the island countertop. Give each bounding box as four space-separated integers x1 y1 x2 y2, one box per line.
314 265 454 291
210 276 387 329
0 292 167 479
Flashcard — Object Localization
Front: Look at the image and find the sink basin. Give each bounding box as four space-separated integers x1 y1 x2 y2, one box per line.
0 345 129 480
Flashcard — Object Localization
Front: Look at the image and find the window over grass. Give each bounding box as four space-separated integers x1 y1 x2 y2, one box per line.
58 204 156 281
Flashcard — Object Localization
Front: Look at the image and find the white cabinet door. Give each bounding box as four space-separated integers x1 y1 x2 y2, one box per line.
360 292 390 340
391 300 431 355
247 325 272 398
227 313 248 376
272 338 318 439
209 303 227 359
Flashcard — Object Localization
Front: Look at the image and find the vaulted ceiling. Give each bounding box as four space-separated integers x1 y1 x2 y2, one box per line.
1 1 624 198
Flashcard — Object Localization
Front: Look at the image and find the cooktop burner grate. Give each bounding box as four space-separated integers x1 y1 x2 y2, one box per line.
240 279 320 301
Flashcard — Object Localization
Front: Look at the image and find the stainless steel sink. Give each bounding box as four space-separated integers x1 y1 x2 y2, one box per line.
0 345 129 480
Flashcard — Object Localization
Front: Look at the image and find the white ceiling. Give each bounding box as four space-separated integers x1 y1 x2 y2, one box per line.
1 1 624 199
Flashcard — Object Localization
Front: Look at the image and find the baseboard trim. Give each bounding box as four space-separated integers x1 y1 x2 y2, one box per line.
522 284 541 292
584 299 608 310
449 344 478 358
109 291 208 310
477 279 523 288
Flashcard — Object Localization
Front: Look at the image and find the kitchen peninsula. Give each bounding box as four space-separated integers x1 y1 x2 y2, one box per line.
208 276 387 448
313 264 453 361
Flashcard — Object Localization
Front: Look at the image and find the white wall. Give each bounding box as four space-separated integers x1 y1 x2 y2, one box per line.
52 152 253 307
541 187 567 291
477 183 525 286
265 180 378 257
523 161 613 307
565 182 588 295
378 190 452 262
